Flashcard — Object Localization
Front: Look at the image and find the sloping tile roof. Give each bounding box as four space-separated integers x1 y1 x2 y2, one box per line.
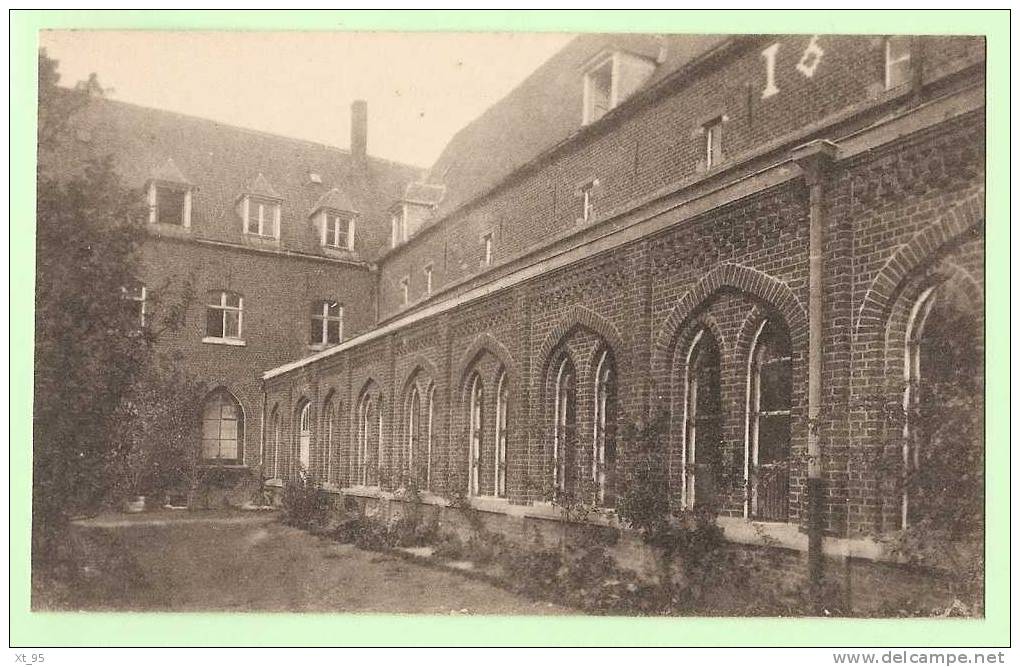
41 95 424 261
424 33 729 219
311 187 358 215
149 156 190 185
242 172 282 200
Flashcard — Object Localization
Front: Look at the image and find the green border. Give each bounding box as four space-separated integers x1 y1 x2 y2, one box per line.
10 10 1009 647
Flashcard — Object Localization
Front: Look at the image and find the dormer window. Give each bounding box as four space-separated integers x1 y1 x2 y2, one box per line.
146 158 192 228
391 208 407 247
244 197 281 238
583 57 614 125
885 36 912 90
582 50 656 126
322 212 355 251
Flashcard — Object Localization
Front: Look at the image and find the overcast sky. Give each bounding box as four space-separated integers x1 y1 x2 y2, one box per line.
39 31 574 168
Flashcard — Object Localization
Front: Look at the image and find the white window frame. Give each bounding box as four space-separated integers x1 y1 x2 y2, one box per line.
425 384 435 490
121 284 147 327
323 399 336 484
399 276 410 306
482 233 494 266
704 117 724 170
310 300 343 347
148 183 192 228
423 264 433 297
579 181 597 223
553 356 575 494
582 54 617 126
243 196 281 239
592 348 614 506
406 386 421 483
298 401 312 472
321 211 355 251
901 285 938 529
495 369 509 498
203 291 245 345
885 36 912 90
391 207 407 247
468 374 484 496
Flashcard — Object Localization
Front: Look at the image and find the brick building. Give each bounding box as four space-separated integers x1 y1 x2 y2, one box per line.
46 33 985 601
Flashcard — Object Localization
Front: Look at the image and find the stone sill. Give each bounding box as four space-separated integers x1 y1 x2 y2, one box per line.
202 336 246 347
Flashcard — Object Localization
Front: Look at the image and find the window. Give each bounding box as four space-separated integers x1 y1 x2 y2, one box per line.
885 36 912 90
310 300 343 347
683 331 722 509
205 291 243 342
323 398 337 484
406 387 421 486
201 389 243 464
268 407 280 478
583 57 614 125
399 276 410 306
150 185 189 227
121 284 146 327
323 212 353 250
391 209 406 247
704 117 723 170
579 181 596 223
297 401 312 472
495 370 509 498
593 349 617 506
357 393 382 487
423 264 433 297
244 197 280 238
747 319 792 522
425 385 435 490
481 233 493 266
468 373 484 496
553 355 577 495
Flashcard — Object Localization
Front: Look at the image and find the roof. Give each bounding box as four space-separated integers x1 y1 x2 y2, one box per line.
149 156 190 185
40 95 423 261
311 187 358 215
423 33 729 219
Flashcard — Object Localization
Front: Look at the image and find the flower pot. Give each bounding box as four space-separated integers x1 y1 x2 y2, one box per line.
124 495 146 513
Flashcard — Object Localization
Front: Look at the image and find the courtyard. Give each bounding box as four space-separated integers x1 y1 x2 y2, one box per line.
31 510 568 615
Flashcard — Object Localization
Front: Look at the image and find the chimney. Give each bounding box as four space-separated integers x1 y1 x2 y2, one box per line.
350 100 367 161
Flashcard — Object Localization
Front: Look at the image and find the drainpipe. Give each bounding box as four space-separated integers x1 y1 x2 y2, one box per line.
790 139 838 610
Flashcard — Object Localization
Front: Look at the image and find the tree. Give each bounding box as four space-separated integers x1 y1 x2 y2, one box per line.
33 51 197 558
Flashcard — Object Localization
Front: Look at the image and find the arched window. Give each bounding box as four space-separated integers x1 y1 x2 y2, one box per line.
267 406 280 478
495 370 509 498
425 384 435 490
683 331 722 510
406 386 421 487
201 389 243 464
553 355 577 495
357 392 382 487
468 373 484 496
593 349 617 506
297 401 312 473
902 281 983 532
747 319 792 521
323 396 337 484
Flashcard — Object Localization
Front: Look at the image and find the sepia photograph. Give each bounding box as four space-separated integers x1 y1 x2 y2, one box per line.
23 15 994 637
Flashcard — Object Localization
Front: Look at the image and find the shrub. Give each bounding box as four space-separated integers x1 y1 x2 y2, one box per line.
281 476 329 529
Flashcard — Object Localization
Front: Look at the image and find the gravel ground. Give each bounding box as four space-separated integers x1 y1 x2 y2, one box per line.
34 510 570 615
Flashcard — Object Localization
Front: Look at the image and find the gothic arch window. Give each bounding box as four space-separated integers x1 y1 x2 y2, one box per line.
425 384 436 490
356 390 382 487
405 385 422 487
494 369 509 498
201 389 243 465
552 354 578 496
467 373 484 496
747 318 792 521
901 278 983 533
322 394 337 484
267 406 280 478
682 330 722 510
297 400 312 473
593 348 617 506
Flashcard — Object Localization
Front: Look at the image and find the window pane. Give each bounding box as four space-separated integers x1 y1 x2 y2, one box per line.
887 36 910 61
224 293 241 309
218 436 238 460
220 401 236 419
206 307 223 337
888 60 911 89
310 318 322 344
757 414 790 464
758 359 791 411
327 320 340 344
202 438 221 459
157 188 185 225
327 301 341 318
220 419 238 441
202 417 220 440
224 310 240 338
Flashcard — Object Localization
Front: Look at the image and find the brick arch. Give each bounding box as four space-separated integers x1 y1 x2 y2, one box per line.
453 332 517 393
854 191 984 336
397 355 441 401
652 262 807 376
536 304 630 381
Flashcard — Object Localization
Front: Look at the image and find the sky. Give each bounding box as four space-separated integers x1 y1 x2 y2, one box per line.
39 31 575 168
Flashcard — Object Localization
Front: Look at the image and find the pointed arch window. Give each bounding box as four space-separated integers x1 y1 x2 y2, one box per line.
406 386 422 487
468 374 484 496
683 331 722 510
357 393 382 487
553 355 577 496
593 349 617 506
323 396 337 484
201 389 243 464
268 407 280 478
495 370 509 498
297 401 312 473
747 319 792 521
425 384 436 490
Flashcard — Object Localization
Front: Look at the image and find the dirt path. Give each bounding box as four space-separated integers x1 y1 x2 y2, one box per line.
40 511 570 615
